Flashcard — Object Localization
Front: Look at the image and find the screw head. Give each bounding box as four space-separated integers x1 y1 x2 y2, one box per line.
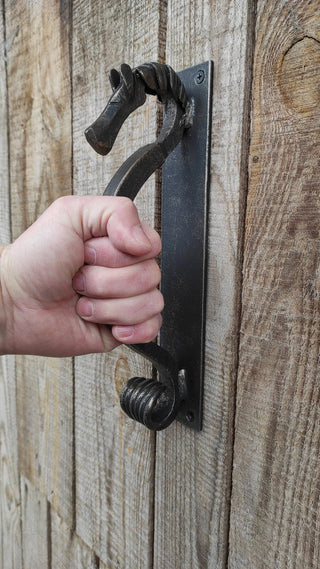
195 69 205 84
185 410 195 423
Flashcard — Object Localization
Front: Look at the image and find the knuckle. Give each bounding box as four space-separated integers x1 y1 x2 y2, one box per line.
139 315 162 343
140 260 161 288
135 290 163 322
151 289 164 313
50 195 72 212
116 196 137 213
152 232 162 256
152 262 161 285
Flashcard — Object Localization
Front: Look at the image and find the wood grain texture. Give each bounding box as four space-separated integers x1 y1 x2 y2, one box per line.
72 1 166 566
229 2 320 568
5 0 74 524
0 3 22 567
154 1 255 568
51 508 100 569
0 3 10 245
0 356 22 569
20 476 50 569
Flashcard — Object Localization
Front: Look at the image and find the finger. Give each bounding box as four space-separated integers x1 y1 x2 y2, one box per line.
72 259 161 298
76 289 164 325
84 222 161 268
112 314 162 344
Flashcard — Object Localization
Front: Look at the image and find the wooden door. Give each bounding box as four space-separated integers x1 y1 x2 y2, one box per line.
1 1 319 568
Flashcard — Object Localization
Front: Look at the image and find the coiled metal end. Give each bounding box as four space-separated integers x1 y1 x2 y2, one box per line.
120 376 175 431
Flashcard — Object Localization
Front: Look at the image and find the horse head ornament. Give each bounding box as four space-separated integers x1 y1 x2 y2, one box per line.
85 62 192 200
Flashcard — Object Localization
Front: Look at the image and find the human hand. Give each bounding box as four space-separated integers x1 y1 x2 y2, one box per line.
0 196 163 357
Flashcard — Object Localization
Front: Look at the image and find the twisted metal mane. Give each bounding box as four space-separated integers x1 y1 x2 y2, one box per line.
135 62 189 110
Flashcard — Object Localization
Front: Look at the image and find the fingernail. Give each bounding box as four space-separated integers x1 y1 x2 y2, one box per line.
131 225 152 250
78 299 93 318
114 326 134 340
84 246 96 264
73 272 85 292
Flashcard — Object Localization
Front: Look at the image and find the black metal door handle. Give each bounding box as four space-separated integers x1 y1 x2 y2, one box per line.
85 62 191 431
85 61 212 431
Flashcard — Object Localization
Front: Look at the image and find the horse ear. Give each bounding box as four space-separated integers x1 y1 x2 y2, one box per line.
109 68 121 91
120 63 134 95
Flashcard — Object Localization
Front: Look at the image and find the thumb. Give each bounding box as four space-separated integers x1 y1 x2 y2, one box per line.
56 195 153 257
106 198 152 256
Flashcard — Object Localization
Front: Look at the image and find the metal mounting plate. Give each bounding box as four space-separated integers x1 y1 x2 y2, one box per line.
160 61 213 431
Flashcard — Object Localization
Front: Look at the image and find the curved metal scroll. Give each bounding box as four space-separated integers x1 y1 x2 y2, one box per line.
85 62 192 430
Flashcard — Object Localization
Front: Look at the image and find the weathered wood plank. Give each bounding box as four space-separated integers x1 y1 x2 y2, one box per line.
72 1 166 566
229 2 320 568
0 355 22 569
154 1 255 568
0 3 22 567
20 478 104 569
0 6 10 245
51 508 99 569
5 0 74 524
20 476 50 569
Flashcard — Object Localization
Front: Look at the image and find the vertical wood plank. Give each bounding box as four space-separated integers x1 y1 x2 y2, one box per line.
5 0 74 524
229 2 320 568
0 4 9 244
0 356 21 569
72 1 166 566
20 476 50 569
154 1 255 568
51 509 99 569
0 2 22 567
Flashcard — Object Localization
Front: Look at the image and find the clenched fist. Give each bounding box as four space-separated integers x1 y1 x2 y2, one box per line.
0 196 163 357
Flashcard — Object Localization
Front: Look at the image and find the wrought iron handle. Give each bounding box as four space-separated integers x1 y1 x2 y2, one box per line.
85 62 192 430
